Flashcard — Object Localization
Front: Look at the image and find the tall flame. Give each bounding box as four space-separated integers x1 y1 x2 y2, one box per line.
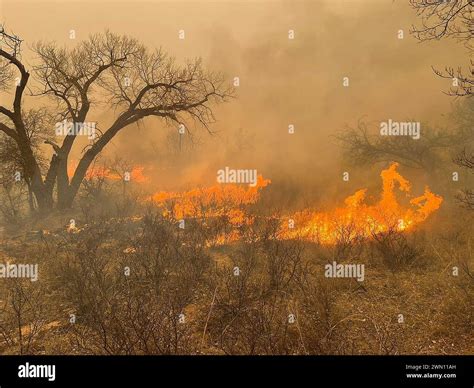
150 163 443 245
281 163 443 243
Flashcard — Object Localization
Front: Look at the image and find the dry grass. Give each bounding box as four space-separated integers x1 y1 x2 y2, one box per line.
0 209 472 355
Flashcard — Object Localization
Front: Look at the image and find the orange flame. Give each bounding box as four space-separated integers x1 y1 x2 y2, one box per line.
281 163 443 243
151 175 271 225
67 162 148 183
149 163 443 245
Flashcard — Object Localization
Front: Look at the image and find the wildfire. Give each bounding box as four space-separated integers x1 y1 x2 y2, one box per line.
150 163 443 245
151 175 271 224
280 163 443 243
67 162 148 183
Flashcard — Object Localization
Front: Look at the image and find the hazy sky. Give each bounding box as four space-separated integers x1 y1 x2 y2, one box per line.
0 1 468 202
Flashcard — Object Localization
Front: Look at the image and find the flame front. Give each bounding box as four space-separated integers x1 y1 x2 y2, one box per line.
281 163 443 244
151 175 271 224
150 163 443 245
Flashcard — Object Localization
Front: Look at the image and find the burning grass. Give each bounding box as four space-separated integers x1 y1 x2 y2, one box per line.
149 163 443 245
0 163 469 356
281 163 443 244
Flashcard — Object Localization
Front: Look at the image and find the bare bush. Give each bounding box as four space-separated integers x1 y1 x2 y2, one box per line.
48 214 209 354
370 227 426 270
0 279 46 354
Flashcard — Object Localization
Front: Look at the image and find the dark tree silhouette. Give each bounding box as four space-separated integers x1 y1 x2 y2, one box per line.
410 0 473 98
432 62 473 97
336 115 473 172
453 148 474 209
0 27 233 211
410 1 473 209
410 0 473 48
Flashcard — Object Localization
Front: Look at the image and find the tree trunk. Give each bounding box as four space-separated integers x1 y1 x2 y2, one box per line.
57 187 75 210
57 156 93 209
58 123 122 209
26 182 36 213
30 178 53 212
57 158 71 209
16 138 53 212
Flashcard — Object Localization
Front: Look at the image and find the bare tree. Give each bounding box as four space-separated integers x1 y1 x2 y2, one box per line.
410 0 473 48
0 106 55 212
336 118 473 172
410 0 473 98
432 61 473 97
410 0 474 207
454 148 474 209
0 27 233 211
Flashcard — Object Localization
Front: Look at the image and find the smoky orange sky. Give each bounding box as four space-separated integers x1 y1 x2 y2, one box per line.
0 0 468 207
